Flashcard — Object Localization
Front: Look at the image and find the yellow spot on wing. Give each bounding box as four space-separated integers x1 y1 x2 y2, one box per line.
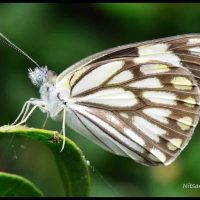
167 143 178 151
167 138 182 151
150 148 166 163
177 116 193 131
151 64 169 71
171 77 192 90
170 138 182 148
140 64 170 74
183 97 196 108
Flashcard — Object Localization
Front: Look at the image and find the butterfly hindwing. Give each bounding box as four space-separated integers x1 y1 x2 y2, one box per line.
56 34 200 166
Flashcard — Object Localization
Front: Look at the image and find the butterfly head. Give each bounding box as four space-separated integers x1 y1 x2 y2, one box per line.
28 66 57 87
28 66 63 119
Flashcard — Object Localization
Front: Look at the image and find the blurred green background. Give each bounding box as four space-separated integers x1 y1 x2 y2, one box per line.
0 3 200 197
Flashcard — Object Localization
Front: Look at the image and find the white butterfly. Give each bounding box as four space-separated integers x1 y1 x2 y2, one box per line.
2 33 200 166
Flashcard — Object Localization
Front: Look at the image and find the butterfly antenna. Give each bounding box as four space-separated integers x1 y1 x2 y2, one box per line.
0 33 40 67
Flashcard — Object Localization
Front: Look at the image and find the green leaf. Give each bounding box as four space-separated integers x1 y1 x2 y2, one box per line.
0 172 43 197
0 125 90 197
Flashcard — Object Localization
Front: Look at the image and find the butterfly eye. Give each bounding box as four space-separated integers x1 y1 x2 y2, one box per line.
28 67 48 87
35 72 44 85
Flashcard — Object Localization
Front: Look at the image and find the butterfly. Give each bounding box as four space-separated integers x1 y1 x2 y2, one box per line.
1 33 200 166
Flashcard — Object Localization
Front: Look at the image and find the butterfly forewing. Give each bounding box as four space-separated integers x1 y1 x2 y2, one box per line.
56 34 200 166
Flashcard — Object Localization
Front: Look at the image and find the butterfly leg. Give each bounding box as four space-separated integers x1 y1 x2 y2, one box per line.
10 99 45 129
11 100 29 125
20 99 38 122
11 104 39 128
11 98 39 125
41 113 49 129
60 107 67 152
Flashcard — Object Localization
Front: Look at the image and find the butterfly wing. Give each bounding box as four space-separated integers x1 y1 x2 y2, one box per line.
56 34 200 166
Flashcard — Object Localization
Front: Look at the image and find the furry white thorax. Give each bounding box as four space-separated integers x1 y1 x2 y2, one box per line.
29 66 66 120
39 83 64 120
